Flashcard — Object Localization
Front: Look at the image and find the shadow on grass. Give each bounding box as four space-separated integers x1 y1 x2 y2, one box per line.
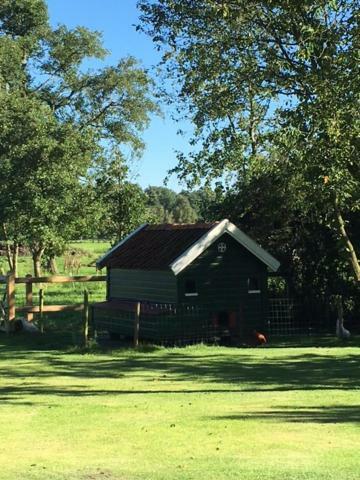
208 405 360 424
0 333 359 402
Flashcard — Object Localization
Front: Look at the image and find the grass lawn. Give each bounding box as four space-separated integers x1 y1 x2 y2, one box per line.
0 336 358 480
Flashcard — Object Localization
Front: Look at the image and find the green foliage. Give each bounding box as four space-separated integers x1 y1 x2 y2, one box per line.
0 0 48 38
181 187 218 221
144 186 209 224
93 157 151 243
138 0 275 187
145 186 178 222
0 92 92 247
172 194 197 223
0 0 157 274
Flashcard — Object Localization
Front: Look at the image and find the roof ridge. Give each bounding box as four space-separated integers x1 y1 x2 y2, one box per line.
145 222 218 231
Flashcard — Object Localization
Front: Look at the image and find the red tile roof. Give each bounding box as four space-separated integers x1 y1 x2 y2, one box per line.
98 223 218 270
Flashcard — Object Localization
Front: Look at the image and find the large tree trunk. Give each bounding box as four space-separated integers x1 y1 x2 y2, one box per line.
32 248 44 277
334 197 360 282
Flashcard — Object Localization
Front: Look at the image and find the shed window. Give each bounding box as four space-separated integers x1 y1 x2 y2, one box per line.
248 277 261 294
185 279 198 297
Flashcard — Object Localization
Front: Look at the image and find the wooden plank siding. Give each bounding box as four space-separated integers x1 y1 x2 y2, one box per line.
108 268 177 303
177 233 268 334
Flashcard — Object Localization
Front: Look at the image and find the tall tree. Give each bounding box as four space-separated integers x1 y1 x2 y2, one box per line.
0 0 157 275
0 93 93 275
93 157 151 243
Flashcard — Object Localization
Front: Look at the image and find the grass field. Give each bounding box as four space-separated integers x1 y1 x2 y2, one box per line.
0 240 110 304
0 241 110 340
0 336 359 480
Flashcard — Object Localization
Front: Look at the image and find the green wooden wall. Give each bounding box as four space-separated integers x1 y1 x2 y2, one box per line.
108 268 177 303
177 233 268 334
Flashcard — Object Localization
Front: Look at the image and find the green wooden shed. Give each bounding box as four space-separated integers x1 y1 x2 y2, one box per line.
93 219 280 344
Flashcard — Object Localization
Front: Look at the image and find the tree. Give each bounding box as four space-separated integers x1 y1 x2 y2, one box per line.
145 186 178 222
0 86 102 276
138 0 360 284
144 186 202 223
0 0 157 275
182 187 217 221
172 194 198 223
93 157 150 243
138 0 271 189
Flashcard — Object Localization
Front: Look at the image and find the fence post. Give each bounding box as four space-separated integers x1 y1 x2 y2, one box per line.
6 271 15 333
25 274 33 322
134 301 140 348
83 289 89 347
39 288 44 333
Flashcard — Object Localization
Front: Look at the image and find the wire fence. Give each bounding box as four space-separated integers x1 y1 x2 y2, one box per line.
93 296 341 344
267 298 301 336
267 296 344 336
92 301 236 345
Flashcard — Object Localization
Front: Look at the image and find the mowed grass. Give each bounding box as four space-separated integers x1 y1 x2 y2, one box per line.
0 337 359 480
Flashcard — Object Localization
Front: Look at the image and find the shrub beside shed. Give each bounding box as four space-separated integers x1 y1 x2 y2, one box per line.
93 219 280 343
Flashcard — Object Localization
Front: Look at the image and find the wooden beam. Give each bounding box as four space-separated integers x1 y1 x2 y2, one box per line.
25 274 33 322
83 289 89 347
17 304 84 313
134 301 140 348
15 275 106 284
6 272 15 329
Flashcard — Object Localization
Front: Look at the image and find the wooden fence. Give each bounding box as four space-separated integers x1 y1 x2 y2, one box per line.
0 272 106 343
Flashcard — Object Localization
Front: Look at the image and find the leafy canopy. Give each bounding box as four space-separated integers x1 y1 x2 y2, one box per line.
0 0 158 273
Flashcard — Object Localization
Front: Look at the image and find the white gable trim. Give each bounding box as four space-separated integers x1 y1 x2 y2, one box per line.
96 224 148 269
169 219 280 275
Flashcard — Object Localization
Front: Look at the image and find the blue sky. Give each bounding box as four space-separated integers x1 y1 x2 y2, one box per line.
46 0 190 191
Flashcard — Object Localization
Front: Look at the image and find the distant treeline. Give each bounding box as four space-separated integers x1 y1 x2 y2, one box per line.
92 185 217 241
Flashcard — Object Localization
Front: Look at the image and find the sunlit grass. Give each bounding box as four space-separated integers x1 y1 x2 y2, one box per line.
0 338 358 480
0 241 110 345
0 241 110 326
